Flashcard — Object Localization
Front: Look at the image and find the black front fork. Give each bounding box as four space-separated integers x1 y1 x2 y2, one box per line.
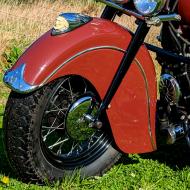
101 5 118 20
95 11 150 120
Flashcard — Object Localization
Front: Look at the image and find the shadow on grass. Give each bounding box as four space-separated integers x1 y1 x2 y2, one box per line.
118 139 190 171
1 126 190 180
116 136 190 171
0 128 15 178
140 141 190 171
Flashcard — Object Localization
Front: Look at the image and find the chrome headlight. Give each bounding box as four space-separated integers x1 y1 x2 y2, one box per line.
133 0 166 16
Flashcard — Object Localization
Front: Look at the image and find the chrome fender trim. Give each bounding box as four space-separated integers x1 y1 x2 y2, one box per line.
3 64 37 93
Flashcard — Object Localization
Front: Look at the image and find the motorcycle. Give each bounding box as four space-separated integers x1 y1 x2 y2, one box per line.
2 0 190 183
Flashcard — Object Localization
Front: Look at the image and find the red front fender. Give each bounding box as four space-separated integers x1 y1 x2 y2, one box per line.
6 17 157 154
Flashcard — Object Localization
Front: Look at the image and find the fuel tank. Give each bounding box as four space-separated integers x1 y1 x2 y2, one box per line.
178 0 190 25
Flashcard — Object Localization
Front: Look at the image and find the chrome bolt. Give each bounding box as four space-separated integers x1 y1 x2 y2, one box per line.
89 121 102 129
96 121 103 129
180 115 185 120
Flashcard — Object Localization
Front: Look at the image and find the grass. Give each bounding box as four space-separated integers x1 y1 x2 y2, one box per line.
0 0 190 189
0 0 103 63
2 97 190 190
1 118 190 190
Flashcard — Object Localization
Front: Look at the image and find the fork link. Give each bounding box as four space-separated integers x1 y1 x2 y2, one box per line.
89 121 103 129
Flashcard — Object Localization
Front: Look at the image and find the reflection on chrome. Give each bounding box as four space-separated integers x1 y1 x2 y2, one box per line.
3 64 37 93
133 0 166 16
52 13 92 36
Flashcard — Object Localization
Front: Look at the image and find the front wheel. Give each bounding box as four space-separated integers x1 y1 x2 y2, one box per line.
3 76 121 183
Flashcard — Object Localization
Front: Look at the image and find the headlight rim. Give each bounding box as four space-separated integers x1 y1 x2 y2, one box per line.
133 0 167 17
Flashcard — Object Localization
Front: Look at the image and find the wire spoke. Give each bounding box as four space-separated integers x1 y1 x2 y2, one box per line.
78 144 84 152
44 116 58 139
57 141 64 155
49 101 67 116
45 108 68 114
42 126 65 130
41 76 109 165
48 138 69 150
88 132 97 149
43 120 64 141
68 77 74 101
67 142 79 156
59 86 72 95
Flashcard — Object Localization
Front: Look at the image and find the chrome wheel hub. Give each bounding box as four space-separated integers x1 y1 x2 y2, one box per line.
66 96 96 141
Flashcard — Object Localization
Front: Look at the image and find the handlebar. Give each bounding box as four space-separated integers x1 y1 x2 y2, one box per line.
97 0 181 25
97 0 144 20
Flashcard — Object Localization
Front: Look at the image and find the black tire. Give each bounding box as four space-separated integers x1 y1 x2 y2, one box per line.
3 76 121 183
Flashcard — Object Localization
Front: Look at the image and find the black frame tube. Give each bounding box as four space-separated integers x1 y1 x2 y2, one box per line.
101 5 118 20
145 43 190 64
95 20 150 119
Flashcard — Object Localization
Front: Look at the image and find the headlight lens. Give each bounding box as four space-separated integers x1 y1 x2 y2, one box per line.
133 0 166 16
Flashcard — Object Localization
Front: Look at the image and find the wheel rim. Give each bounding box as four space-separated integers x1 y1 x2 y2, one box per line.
40 76 111 169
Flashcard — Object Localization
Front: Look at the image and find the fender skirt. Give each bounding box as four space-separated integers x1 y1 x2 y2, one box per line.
4 17 157 153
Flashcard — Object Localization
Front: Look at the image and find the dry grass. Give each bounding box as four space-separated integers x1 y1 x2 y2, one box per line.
0 0 160 54
0 0 103 60
0 0 162 103
0 0 104 104
0 0 161 75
